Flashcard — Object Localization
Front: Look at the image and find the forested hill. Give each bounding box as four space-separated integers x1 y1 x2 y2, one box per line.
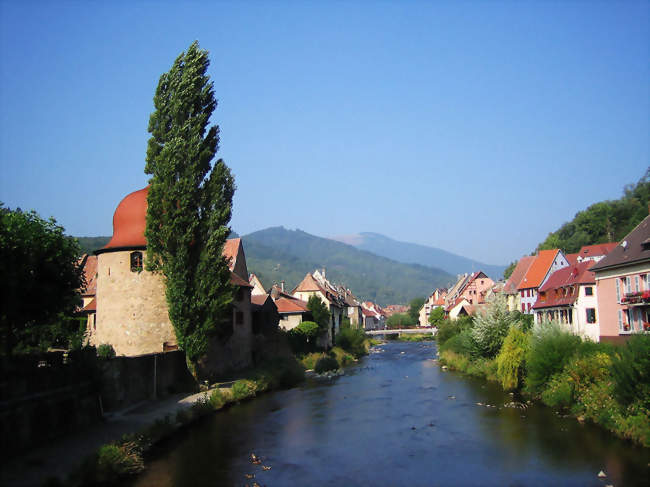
537 169 650 253
242 227 453 306
76 236 110 254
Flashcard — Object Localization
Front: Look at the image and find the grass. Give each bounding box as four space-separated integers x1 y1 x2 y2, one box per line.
395 333 435 342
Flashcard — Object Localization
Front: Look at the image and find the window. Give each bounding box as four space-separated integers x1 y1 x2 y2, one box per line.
521 290 525 298
585 286 593 296
586 308 596 324
130 251 143 272
527 289 531 297
527 303 531 311
521 304 525 312
624 277 631 294
635 275 640 293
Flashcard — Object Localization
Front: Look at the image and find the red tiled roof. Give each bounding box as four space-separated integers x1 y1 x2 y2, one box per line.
518 249 560 290
533 261 595 310
251 294 269 306
223 238 240 271
503 256 535 294
79 254 98 296
275 297 309 313
565 253 579 265
104 187 149 250
578 242 618 259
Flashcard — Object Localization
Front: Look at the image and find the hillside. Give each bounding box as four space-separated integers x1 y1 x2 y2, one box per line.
537 169 650 253
333 232 507 280
242 227 453 306
75 236 110 254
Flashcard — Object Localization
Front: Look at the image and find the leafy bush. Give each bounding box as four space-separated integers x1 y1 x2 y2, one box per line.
94 442 144 481
471 294 517 358
439 328 475 356
209 388 228 409
330 346 354 366
386 313 416 329
428 307 445 327
231 379 257 401
436 316 473 346
496 327 529 390
287 321 320 354
97 343 116 360
335 325 367 358
525 322 581 394
314 356 339 374
542 373 575 408
610 334 650 408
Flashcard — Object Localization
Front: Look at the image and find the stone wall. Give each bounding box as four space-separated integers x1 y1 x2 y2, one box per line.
94 249 177 356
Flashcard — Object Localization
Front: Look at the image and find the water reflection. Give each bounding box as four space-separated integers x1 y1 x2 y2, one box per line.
134 342 649 487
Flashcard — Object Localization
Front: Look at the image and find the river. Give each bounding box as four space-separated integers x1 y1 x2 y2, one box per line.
134 341 649 487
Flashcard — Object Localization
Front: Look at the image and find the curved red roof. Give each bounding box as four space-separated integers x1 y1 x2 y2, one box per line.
103 187 149 250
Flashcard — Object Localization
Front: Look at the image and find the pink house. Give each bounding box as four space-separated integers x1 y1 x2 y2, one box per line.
590 215 650 342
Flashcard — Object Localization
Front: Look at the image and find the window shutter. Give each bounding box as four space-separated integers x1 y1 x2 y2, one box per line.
616 280 620 302
635 276 640 293
618 310 623 331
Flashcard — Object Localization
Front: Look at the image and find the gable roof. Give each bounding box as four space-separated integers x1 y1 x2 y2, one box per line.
275 297 309 313
293 273 327 294
578 242 618 260
503 256 535 294
565 253 579 266
533 261 595 309
591 215 650 272
518 249 560 290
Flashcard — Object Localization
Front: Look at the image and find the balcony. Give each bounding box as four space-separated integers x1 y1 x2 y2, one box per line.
621 291 650 306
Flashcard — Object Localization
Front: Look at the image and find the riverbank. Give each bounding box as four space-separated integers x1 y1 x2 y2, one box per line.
436 317 650 448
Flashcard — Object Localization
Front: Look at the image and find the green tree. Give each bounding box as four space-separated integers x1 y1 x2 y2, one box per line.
144 41 236 363
307 295 330 332
0 206 84 354
408 297 425 323
386 312 415 329
471 294 517 358
503 261 517 280
428 307 445 327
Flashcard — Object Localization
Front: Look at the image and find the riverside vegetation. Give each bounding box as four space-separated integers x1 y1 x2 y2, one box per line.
436 294 650 447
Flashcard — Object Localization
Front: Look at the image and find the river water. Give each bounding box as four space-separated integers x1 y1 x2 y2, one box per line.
134 341 649 487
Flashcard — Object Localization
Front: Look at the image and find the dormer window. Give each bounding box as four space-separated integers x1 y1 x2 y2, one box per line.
130 251 143 272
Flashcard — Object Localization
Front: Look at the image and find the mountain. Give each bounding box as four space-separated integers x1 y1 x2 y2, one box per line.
242 227 453 306
333 232 507 280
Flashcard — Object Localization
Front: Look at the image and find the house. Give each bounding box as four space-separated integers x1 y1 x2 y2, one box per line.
384 305 409 317
444 271 494 318
339 287 363 328
590 215 650 342
577 243 618 263
249 273 267 296
419 288 447 326
292 270 345 347
91 186 255 376
532 261 600 341
362 301 386 330
502 256 535 312
517 249 569 315
77 254 98 334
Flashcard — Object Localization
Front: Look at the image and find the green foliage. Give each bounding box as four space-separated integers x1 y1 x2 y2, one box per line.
396 333 434 342
306 296 330 331
330 346 355 366
335 325 367 358
75 236 110 255
97 343 116 360
496 327 529 390
408 297 425 322
471 294 517 358
428 307 445 327
287 320 320 354
610 334 650 409
525 322 582 394
503 261 517 280
0 206 85 355
436 315 474 346
386 312 416 329
231 379 257 401
143 41 236 364
314 355 339 374
95 442 144 481
537 169 650 253
439 328 475 356
209 388 227 409
242 226 453 306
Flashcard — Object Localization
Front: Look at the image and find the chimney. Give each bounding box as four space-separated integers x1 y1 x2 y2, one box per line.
280 281 285 292
322 267 326 279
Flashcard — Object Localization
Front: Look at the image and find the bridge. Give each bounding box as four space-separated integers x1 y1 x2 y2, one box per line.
365 328 436 337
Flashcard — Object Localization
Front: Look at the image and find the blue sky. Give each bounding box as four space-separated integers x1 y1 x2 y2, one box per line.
1 1 648 265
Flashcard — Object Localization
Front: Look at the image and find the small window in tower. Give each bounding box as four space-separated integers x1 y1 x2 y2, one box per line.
130 251 143 272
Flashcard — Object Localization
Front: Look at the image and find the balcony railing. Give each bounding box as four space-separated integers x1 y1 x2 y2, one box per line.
621 291 650 305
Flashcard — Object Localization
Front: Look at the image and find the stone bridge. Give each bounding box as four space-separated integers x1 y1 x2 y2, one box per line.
365 328 436 337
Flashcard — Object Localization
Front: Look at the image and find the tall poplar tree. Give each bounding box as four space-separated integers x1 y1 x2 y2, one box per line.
144 41 235 363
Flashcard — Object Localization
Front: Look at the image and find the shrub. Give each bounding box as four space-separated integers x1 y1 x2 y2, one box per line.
335 326 367 358
436 316 473 346
301 352 324 370
440 328 475 356
209 388 228 409
330 346 354 366
525 322 581 394
231 379 257 401
95 442 144 480
314 356 339 374
287 321 321 354
610 334 650 408
97 343 116 360
471 294 517 358
496 327 529 390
